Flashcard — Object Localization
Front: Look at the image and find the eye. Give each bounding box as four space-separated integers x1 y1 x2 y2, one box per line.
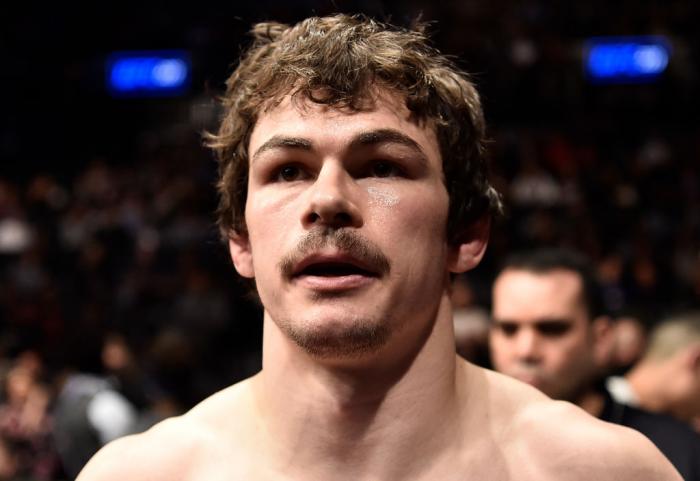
275 165 305 182
496 322 519 337
536 322 571 337
370 161 402 178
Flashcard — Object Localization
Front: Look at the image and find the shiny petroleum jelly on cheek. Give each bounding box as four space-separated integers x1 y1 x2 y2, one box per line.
366 186 399 207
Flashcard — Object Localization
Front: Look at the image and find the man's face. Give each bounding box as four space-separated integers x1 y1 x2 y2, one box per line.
231 90 461 360
489 268 603 401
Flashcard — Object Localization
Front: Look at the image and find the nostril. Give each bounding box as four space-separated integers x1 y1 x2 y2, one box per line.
303 188 362 228
335 212 352 224
306 211 352 226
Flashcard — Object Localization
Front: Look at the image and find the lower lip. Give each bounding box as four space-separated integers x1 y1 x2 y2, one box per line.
294 274 375 292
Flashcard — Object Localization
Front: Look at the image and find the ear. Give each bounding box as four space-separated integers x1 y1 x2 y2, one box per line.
228 232 254 278
591 315 614 366
681 344 700 373
448 215 490 274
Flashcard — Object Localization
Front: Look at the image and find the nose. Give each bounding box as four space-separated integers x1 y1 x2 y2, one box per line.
513 329 543 364
301 162 362 229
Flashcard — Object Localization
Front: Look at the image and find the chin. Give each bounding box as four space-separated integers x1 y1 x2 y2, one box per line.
275 313 393 360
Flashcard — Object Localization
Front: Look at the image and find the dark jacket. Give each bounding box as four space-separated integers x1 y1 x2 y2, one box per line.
600 390 700 481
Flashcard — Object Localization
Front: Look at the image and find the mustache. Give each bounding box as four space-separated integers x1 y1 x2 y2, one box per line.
279 228 391 278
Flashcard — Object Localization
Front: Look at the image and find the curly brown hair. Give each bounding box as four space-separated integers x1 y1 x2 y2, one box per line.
207 14 502 241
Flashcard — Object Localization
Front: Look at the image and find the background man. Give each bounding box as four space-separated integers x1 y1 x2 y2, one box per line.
490 248 700 480
78 15 679 481
609 311 700 430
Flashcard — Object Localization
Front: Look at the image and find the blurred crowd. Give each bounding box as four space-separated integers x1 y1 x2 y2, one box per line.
2 0 700 479
0 147 263 479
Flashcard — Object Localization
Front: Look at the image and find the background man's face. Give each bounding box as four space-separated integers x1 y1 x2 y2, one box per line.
489 268 602 401
232 90 454 360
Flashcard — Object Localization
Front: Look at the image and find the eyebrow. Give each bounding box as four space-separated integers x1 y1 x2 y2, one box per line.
250 128 428 164
251 136 313 162
491 318 573 327
348 129 427 160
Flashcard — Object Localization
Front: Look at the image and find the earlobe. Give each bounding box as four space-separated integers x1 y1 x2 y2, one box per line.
228 233 254 278
448 215 491 274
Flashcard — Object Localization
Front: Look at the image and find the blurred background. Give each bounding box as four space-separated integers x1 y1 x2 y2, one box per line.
1 1 699 479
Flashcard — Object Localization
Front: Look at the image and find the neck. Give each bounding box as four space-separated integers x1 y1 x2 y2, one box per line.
251 292 467 479
576 389 605 417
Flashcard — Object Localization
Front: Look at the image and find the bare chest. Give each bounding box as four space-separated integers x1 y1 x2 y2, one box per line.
181 443 531 481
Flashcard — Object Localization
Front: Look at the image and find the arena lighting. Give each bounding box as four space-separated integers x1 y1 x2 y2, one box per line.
106 50 191 97
584 36 671 84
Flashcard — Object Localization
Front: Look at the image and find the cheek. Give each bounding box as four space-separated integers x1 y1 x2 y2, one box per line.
489 336 512 365
244 196 296 281
366 185 400 208
246 191 299 243
247 188 299 223
372 184 448 242
555 339 591 369
677 374 698 395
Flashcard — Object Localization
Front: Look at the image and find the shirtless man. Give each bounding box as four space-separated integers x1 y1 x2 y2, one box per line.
78 14 680 481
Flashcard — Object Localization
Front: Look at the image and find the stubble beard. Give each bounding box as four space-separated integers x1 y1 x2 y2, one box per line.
273 227 394 359
274 313 393 359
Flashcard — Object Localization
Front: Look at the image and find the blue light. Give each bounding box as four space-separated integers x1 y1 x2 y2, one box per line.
584 37 670 84
106 51 190 97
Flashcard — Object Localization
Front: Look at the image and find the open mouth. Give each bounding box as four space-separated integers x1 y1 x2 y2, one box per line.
297 261 376 278
289 254 381 292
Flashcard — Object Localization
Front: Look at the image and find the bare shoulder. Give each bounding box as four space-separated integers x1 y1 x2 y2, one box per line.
77 380 255 481
513 399 681 480
76 415 207 481
479 368 682 481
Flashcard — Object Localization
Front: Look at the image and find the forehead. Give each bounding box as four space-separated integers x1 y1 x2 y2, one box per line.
247 90 440 163
492 268 586 321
